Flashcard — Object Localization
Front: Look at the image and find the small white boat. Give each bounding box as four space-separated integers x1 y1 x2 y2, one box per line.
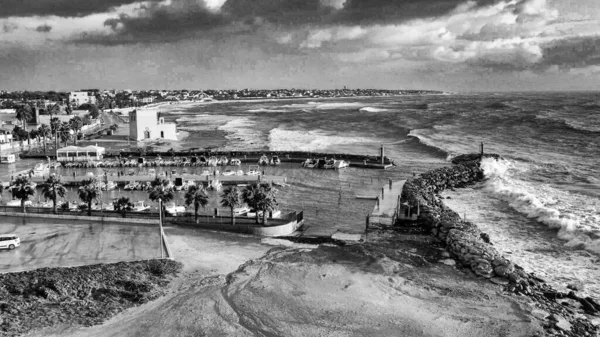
302 159 318 168
103 181 117 191
222 168 236 176
270 156 281 166
33 163 49 177
235 169 244 176
229 158 241 166
323 159 336 170
7 199 32 207
199 156 208 166
207 156 218 166
258 155 269 166
103 203 115 211
148 168 156 176
208 179 222 191
218 156 229 166
233 205 251 215
124 181 139 190
201 169 211 176
133 200 150 212
0 154 16 164
246 165 261 176
334 160 350 169
247 209 281 218
165 203 186 216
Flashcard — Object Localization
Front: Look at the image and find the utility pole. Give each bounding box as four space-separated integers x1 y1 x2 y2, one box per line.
159 198 164 259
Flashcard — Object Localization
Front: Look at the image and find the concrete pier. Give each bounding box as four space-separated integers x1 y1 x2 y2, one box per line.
368 180 405 228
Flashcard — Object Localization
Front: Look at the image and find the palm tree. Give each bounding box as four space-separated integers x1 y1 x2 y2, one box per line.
50 117 61 135
41 174 66 214
257 184 278 225
38 124 51 154
114 197 134 217
11 176 36 213
78 178 101 216
220 186 241 225
69 116 83 144
58 122 73 146
148 177 174 217
15 104 33 128
184 184 208 223
242 183 263 224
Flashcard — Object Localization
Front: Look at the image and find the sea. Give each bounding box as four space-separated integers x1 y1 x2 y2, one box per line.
162 92 600 297
0 92 598 297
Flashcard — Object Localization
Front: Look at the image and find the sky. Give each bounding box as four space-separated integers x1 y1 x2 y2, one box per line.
0 0 599 92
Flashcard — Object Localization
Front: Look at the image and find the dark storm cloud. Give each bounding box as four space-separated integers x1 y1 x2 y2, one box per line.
73 0 504 45
540 36 600 68
0 0 162 18
35 24 52 33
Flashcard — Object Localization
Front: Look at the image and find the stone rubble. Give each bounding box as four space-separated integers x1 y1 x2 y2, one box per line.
400 154 600 337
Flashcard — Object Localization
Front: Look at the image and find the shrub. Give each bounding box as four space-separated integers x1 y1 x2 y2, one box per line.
145 259 181 277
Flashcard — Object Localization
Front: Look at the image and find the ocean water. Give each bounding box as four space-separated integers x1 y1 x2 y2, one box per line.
164 93 600 296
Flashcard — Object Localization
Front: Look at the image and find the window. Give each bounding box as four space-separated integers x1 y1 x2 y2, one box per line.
161 131 164 138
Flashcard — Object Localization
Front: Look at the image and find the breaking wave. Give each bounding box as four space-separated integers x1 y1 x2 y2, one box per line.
268 128 378 152
480 158 600 253
359 107 389 113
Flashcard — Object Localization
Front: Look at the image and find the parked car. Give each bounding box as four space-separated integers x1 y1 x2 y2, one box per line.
0 234 20 250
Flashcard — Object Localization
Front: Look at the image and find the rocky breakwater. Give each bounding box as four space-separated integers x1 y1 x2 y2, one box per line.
0 259 181 337
401 155 599 336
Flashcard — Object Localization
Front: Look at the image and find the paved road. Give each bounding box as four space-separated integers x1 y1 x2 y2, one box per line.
0 217 161 273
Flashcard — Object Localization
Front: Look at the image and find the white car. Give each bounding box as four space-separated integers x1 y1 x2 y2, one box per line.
0 234 20 250
165 204 186 216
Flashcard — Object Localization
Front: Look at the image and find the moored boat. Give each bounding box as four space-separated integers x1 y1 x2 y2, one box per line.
0 154 16 164
218 156 229 166
207 156 218 166
258 155 269 166
229 158 241 166
222 168 236 176
302 158 318 168
270 156 281 165
132 200 151 212
246 165 261 176
165 203 186 216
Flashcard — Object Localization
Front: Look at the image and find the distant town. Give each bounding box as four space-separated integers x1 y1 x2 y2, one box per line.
0 88 444 111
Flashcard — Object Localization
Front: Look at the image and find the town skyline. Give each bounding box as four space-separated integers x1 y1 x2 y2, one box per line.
1 0 599 91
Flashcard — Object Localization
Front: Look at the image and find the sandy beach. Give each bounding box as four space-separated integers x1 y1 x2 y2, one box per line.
27 228 544 337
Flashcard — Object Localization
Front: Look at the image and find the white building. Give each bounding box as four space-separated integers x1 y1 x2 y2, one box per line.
69 91 97 107
0 128 13 144
56 145 105 162
129 109 177 141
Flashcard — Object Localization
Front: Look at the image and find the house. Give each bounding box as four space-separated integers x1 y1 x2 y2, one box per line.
129 109 177 141
69 91 97 107
56 145 105 162
0 128 13 144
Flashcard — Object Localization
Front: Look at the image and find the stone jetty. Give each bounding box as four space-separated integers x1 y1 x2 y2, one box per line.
400 154 599 337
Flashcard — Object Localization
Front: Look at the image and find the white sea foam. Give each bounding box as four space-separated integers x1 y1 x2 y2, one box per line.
481 158 600 253
218 117 266 150
359 107 389 112
247 108 288 113
268 128 377 152
280 102 364 110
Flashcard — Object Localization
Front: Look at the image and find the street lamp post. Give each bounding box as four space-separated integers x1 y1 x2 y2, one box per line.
159 198 164 259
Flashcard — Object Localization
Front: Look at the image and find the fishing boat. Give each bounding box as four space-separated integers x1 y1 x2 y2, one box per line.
33 163 50 177
208 179 222 191
222 168 236 176
0 154 16 164
174 177 185 191
270 156 281 165
199 156 208 166
246 165 261 176
229 158 241 166
302 158 318 168
201 169 211 176
233 205 251 215
334 160 350 169
165 203 186 216
218 156 229 166
124 181 139 191
235 169 245 176
6 199 32 207
323 159 336 170
133 200 151 212
207 156 218 166
258 155 269 166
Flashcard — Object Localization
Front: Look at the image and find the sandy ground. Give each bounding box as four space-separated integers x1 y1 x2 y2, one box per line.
0 217 161 272
28 228 544 337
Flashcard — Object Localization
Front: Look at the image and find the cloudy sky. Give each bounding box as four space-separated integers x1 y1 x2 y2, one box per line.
0 0 599 91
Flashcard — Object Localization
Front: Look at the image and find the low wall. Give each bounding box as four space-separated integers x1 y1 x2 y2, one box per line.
174 219 302 237
0 211 159 226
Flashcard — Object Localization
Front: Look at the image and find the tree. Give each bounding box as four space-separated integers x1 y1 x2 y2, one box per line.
242 183 263 224
148 177 174 217
114 197 134 217
220 186 241 226
65 104 72 115
69 116 83 144
58 122 73 146
78 178 101 216
38 124 51 154
11 176 36 213
256 183 278 225
41 174 66 214
184 184 208 223
88 104 100 119
0 181 4 200
50 117 61 135
15 104 33 128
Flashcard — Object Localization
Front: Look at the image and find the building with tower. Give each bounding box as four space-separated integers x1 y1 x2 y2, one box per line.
129 109 178 141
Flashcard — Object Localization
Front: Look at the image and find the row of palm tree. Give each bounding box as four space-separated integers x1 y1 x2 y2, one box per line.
3 175 278 225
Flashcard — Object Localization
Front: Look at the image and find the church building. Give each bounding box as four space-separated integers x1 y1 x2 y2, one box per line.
129 109 178 141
